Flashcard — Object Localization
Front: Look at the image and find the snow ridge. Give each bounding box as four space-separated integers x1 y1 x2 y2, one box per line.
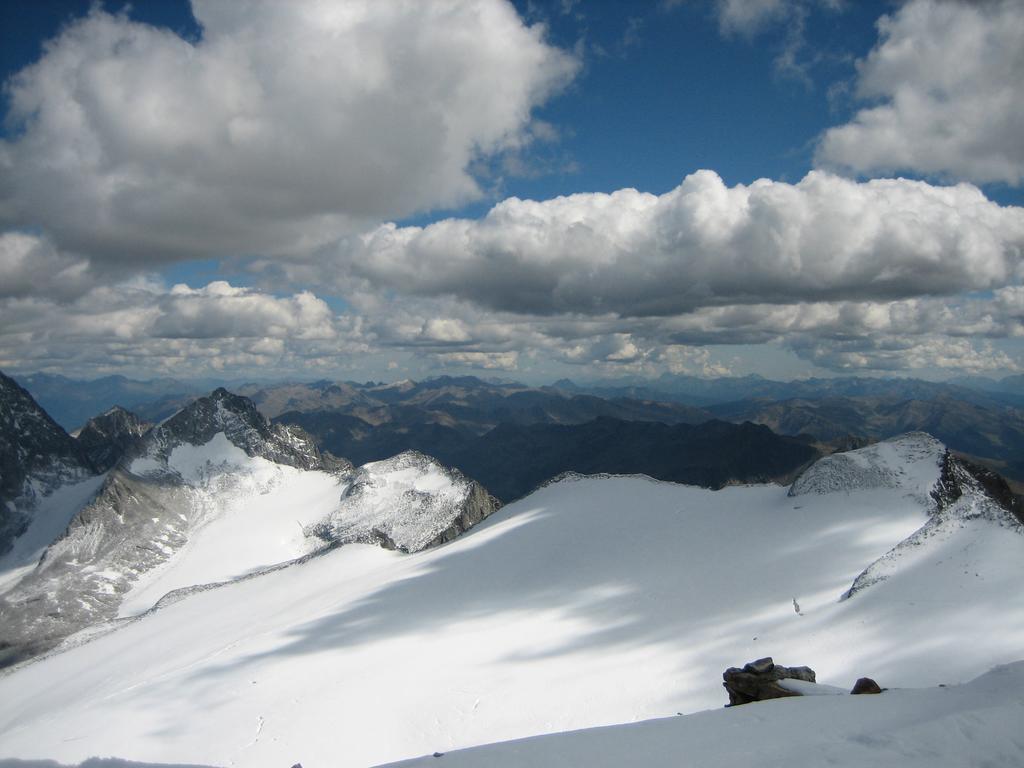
309 450 500 552
842 451 1024 599
788 432 944 500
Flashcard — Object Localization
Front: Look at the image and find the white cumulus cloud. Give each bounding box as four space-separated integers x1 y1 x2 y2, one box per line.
333 170 1024 316
817 0 1024 185
0 0 577 262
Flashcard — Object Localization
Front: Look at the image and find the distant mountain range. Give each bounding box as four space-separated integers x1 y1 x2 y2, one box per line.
13 372 203 430
15 371 1024 431
708 396 1024 483
13 371 1024 486
556 373 1024 409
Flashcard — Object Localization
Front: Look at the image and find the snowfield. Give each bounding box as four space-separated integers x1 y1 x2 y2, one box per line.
381 661 1024 768
119 433 347 617
0 435 1022 767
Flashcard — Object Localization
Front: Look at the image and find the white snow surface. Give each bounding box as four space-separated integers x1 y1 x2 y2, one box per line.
129 432 252 482
789 432 943 499
382 661 1024 768
1 436 1022 768
776 677 848 695
320 450 477 551
119 434 346 616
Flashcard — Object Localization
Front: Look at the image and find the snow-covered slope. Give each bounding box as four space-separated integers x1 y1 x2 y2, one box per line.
117 448 347 617
0 474 105 596
309 450 500 552
0 389 346 666
1 434 1022 767
381 661 1024 768
788 431 943 499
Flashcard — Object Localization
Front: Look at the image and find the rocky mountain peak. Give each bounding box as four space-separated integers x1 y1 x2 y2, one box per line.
1 371 95 557
0 371 93 498
75 406 151 473
127 388 326 474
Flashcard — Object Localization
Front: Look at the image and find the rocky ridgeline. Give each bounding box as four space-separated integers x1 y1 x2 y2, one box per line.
126 387 329 474
75 405 151 473
932 451 1024 526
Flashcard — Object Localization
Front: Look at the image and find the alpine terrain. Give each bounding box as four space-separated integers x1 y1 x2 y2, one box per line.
0 407 1021 766
0 385 500 669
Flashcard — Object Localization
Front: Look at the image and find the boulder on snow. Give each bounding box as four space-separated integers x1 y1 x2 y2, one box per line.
851 677 883 695
723 657 816 706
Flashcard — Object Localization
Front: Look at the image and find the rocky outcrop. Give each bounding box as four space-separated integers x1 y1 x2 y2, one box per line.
75 406 151 472
932 451 1024 526
307 450 501 553
723 657 816 706
0 469 197 667
851 677 882 694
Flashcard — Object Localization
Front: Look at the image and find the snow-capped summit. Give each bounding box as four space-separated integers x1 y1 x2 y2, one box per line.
788 432 944 499
310 450 501 553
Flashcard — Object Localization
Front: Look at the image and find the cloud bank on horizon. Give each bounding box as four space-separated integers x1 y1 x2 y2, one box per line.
1 0 1023 382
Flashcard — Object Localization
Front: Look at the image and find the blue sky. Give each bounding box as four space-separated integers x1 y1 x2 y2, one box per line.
1 0 1023 383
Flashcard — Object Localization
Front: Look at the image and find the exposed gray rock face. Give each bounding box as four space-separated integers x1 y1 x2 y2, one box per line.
723 657 817 706
0 388 346 668
0 470 198 666
308 450 501 553
75 406 151 472
0 370 95 557
932 451 1024 525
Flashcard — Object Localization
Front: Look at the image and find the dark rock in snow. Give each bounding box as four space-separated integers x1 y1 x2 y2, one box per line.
723 657 817 706
932 450 1024 526
851 677 883 694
